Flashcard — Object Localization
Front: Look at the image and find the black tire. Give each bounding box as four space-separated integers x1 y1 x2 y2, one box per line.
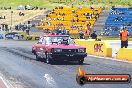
46 53 53 64
32 50 36 55
36 54 41 61
78 59 84 64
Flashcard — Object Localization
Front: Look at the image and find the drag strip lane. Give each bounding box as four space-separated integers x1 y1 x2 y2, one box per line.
0 41 132 88
0 48 82 88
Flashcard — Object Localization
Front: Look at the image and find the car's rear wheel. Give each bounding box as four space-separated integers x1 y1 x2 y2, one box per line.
78 59 84 64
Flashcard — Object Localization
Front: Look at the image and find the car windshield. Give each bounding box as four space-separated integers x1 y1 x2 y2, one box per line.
45 36 75 44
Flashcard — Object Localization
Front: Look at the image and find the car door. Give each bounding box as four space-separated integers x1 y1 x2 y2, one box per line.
35 37 46 58
35 37 43 51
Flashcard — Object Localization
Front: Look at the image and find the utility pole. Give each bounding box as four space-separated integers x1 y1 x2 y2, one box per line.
11 11 13 31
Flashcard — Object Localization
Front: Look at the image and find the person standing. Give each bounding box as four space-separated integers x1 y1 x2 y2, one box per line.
78 26 84 39
84 24 90 40
79 31 84 39
120 27 129 48
90 30 97 39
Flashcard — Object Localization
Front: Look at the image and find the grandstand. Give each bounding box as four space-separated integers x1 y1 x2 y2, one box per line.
0 0 132 39
36 7 102 38
103 8 132 36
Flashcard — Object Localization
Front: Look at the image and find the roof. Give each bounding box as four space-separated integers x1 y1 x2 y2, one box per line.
42 34 69 37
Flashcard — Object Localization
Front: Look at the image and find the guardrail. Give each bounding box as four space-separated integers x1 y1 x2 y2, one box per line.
75 39 112 57
116 48 132 61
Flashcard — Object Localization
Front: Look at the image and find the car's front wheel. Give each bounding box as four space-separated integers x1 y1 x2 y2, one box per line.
32 49 36 55
46 53 53 64
36 54 41 61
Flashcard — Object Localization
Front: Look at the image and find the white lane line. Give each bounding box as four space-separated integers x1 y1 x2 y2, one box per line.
88 55 132 64
0 76 9 88
0 76 14 88
43 74 58 88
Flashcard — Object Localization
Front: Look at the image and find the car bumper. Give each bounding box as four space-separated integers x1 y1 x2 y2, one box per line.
49 53 87 61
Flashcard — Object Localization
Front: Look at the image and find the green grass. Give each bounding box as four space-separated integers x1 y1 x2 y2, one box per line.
49 0 132 8
0 0 54 10
0 0 131 10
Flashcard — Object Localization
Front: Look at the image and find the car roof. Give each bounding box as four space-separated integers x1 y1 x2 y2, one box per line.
42 34 69 37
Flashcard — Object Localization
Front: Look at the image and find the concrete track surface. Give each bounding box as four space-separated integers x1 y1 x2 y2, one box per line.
0 40 132 88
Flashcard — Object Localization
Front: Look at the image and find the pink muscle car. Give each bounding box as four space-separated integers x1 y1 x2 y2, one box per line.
32 35 87 64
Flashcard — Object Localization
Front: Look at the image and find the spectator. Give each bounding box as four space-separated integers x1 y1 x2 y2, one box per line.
50 30 56 35
9 6 11 10
15 25 19 30
77 18 79 22
55 7 58 9
3 16 5 19
56 26 62 35
66 30 70 35
79 5 82 9
26 28 30 35
71 24 75 28
19 11 25 16
40 8 43 10
74 24 78 28
78 26 83 31
62 13 65 16
46 14 49 17
51 9 55 14
18 23 21 30
57 13 61 16
84 24 91 40
23 23 27 30
35 6 38 10
75 14 78 17
60 6 63 9
120 27 129 48
62 28 66 35
79 30 84 39
57 18 60 20
90 7 94 10
45 28 50 33
72 10 75 13
95 13 99 19
115 17 123 21
90 30 97 39
62 17 64 21
71 18 75 22
53 18 56 21
114 27 118 31
72 4 74 8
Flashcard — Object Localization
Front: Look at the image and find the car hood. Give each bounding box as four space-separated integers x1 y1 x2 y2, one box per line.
46 44 85 49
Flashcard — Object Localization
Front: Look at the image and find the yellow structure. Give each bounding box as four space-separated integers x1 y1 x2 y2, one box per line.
116 48 132 61
75 39 112 57
5 31 39 41
5 31 27 40
27 35 40 41
37 7 102 35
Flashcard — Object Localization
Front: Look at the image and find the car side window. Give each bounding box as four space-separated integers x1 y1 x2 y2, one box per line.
42 38 46 44
38 37 43 44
